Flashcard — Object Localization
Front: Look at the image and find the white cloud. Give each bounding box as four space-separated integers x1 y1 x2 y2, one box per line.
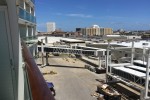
54 12 94 18
66 13 93 18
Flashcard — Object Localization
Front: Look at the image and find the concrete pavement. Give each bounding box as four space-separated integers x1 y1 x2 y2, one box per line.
37 54 106 100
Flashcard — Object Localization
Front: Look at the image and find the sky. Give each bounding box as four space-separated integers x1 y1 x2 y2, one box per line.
36 0 150 32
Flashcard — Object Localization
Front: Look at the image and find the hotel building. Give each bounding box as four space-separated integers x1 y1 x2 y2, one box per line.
76 25 113 36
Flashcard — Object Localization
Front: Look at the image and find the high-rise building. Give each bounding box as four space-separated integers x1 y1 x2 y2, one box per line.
101 28 113 35
47 22 56 32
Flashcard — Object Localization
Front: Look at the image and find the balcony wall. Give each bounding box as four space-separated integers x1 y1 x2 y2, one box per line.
19 7 36 23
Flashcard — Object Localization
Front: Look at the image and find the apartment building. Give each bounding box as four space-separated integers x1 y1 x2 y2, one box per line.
76 25 113 37
99 28 113 35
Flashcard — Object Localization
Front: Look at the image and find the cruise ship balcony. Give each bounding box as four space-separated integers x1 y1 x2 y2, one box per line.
25 0 35 7
29 0 35 4
22 36 38 57
19 7 36 24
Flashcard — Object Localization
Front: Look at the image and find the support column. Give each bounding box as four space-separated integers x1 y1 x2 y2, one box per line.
23 0 26 10
106 42 110 74
37 44 39 58
31 27 34 37
106 42 110 82
109 54 112 73
98 55 102 69
143 47 146 64
45 36 48 43
131 39 135 65
46 53 49 66
142 43 148 64
26 25 29 41
29 7 32 14
33 7 35 16
41 39 44 66
26 25 28 37
109 54 111 65
144 48 150 99
18 37 24 100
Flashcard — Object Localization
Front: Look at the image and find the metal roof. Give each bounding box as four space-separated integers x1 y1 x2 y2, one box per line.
134 60 147 66
124 65 146 72
113 67 146 77
92 40 150 49
109 63 130 67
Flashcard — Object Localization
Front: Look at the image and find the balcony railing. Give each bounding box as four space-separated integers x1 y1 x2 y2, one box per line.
19 7 36 24
22 36 38 43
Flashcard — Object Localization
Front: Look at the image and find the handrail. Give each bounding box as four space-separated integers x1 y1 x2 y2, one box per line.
22 41 55 100
22 36 37 41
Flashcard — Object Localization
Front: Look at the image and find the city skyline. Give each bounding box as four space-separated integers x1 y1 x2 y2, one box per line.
36 0 150 32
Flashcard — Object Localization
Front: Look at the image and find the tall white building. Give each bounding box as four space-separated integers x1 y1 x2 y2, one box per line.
47 22 56 32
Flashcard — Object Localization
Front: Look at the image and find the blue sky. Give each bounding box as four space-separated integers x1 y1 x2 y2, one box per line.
36 0 150 32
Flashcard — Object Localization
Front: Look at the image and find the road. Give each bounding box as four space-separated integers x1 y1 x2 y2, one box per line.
36 54 106 100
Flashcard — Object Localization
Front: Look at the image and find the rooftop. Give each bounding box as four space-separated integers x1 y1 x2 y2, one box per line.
92 40 150 49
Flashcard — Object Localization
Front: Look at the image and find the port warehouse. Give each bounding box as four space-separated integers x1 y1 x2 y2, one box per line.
38 36 150 67
86 40 150 62
85 40 150 88
38 37 150 63
37 36 150 99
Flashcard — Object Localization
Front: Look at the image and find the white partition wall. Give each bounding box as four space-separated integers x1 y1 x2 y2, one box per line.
0 6 15 100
